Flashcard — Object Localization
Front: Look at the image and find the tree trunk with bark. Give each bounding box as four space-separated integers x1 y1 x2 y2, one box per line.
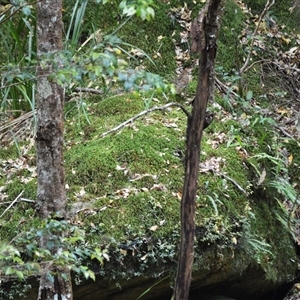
171 1 225 299
36 0 73 299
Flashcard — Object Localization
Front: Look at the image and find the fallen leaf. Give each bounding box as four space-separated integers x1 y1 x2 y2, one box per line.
140 254 148 260
257 168 266 186
120 249 127 255
159 220 165 226
150 225 158 231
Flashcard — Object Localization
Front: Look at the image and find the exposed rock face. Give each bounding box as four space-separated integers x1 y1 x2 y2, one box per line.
84 215 297 300
16 240 296 300
70 246 295 300
283 284 300 300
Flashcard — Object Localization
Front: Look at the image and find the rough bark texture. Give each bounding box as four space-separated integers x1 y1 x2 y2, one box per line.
36 0 66 219
36 1 72 299
172 1 225 299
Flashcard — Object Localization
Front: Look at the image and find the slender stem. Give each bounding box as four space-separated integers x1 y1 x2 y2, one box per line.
239 0 275 75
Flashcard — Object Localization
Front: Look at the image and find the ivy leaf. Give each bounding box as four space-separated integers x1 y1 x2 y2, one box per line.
88 270 96 281
22 6 31 16
15 270 25 280
246 90 253 101
5 267 15 275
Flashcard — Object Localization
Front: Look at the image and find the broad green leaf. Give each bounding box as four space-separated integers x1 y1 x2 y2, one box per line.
5 267 15 275
246 90 253 101
15 270 25 280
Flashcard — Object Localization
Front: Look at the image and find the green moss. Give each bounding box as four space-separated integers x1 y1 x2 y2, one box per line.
93 94 145 116
0 145 20 160
64 95 146 142
217 0 245 72
2 179 36 202
63 90 295 281
0 206 38 242
65 102 186 198
84 191 180 242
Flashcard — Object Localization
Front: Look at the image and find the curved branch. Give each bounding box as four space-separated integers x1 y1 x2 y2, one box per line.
0 0 39 26
239 0 275 75
100 102 190 138
0 191 23 218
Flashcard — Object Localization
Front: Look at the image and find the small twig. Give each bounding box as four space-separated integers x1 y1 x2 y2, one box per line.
100 102 190 138
74 87 104 94
239 0 275 75
271 62 300 73
0 0 40 26
243 59 266 74
215 77 242 109
20 198 36 203
274 125 297 141
0 111 34 132
218 172 248 196
0 191 24 218
215 77 239 98
0 198 35 205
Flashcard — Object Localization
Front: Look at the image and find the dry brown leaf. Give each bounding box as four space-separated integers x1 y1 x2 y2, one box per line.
199 157 226 173
257 168 266 186
149 225 158 231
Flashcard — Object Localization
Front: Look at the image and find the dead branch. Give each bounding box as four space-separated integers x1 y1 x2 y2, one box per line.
100 102 190 138
0 198 36 205
218 172 248 195
274 125 298 141
0 191 24 218
239 0 275 74
271 61 300 74
215 77 239 99
242 59 265 74
20 198 36 203
74 87 104 94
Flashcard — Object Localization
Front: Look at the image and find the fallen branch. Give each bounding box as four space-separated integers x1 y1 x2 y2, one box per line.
0 191 24 218
0 111 34 132
74 87 104 94
0 198 35 205
100 102 190 138
215 77 239 99
218 172 248 196
74 87 126 96
271 61 300 74
241 59 265 74
274 125 297 141
20 197 36 203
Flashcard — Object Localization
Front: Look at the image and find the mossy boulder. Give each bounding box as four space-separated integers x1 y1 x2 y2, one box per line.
1 94 297 299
